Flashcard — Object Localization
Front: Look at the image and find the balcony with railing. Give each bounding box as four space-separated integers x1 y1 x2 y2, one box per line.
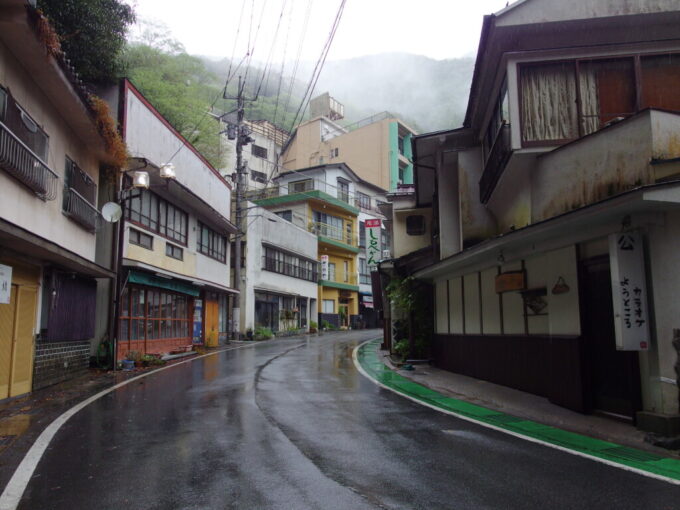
308 221 359 252
253 183 360 215
63 188 100 232
0 121 59 200
62 160 100 232
320 270 358 291
479 123 512 203
262 255 318 283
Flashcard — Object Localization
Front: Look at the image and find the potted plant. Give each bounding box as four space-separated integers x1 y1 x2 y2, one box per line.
122 351 139 370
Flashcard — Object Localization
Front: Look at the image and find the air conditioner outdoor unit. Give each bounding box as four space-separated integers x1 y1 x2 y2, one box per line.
382 249 391 259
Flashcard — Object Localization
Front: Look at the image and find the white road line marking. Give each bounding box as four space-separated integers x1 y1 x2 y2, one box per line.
352 340 680 486
0 344 253 510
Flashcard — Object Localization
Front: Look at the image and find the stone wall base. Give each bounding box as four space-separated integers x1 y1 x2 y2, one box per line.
33 341 90 390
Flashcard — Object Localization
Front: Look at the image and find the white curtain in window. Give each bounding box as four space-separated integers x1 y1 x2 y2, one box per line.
521 63 578 142
578 63 600 136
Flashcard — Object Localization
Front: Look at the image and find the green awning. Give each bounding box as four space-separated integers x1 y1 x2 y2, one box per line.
127 270 200 297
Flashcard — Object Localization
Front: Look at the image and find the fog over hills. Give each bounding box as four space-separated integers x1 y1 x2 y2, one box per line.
199 52 475 134
307 53 475 133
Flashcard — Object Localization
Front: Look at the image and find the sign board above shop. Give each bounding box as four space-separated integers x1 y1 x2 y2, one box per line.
495 270 526 293
320 255 329 281
365 219 382 271
609 231 650 351
0 264 11 304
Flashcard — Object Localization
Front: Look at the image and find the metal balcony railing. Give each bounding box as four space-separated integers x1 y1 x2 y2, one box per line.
308 221 358 247
262 255 318 282
63 187 100 232
0 121 58 200
321 272 358 286
343 111 394 132
479 123 512 204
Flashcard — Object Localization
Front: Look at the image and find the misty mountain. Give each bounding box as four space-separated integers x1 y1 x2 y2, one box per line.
308 53 475 133
201 52 475 134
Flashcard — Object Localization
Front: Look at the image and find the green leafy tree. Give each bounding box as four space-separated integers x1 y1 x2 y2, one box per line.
37 0 135 84
122 43 228 169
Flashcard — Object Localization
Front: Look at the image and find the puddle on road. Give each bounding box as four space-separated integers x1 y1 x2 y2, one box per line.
0 414 32 436
0 414 32 453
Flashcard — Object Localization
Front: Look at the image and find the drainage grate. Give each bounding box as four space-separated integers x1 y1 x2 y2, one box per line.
483 414 526 426
601 447 663 463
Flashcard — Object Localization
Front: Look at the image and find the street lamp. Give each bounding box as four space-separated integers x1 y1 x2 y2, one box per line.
109 161 177 368
159 163 176 180
132 170 150 189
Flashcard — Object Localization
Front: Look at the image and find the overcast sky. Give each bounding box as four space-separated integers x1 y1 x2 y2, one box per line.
127 0 512 62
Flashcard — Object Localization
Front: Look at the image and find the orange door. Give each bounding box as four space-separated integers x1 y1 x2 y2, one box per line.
0 284 38 399
0 286 17 399
204 299 219 347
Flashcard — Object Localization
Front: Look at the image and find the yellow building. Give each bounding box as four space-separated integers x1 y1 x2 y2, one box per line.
253 164 361 328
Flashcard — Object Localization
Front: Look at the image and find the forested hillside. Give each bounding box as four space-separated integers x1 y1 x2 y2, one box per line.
122 38 474 168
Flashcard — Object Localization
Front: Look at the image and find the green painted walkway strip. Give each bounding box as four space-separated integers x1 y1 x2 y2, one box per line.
356 339 680 482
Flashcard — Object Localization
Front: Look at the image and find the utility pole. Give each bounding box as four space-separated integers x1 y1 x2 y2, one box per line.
224 76 254 340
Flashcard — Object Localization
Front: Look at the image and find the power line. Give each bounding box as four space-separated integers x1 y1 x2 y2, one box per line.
256 0 345 191
271 0 294 127
163 83 227 166
225 0 249 88
287 0 346 133
243 0 269 87
281 0 313 128
253 0 288 100
260 0 336 189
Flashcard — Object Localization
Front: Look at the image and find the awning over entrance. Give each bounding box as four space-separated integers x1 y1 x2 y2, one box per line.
126 269 200 297
122 259 239 295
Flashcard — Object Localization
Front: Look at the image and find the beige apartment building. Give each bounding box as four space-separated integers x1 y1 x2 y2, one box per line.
282 93 417 192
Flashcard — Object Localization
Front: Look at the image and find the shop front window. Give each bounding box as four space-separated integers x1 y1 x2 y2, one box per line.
119 286 190 341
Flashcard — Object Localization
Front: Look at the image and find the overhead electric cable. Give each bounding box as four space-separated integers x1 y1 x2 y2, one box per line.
281 0 313 126
225 0 249 88
271 0 294 128
253 0 288 101
287 0 346 132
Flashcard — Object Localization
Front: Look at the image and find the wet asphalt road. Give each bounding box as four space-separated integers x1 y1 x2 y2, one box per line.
15 330 680 509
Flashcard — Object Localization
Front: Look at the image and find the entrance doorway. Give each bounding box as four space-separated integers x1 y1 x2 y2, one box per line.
204 294 219 347
579 255 642 420
0 281 39 399
255 300 279 332
339 304 349 327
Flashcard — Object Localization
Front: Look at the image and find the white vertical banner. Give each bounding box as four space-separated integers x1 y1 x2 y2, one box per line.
0 264 11 304
365 219 381 271
320 255 329 280
609 232 650 351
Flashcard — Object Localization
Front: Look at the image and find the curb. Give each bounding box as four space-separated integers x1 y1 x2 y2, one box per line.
353 338 680 485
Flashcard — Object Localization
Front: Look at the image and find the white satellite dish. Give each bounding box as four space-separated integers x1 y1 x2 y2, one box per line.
101 202 123 223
